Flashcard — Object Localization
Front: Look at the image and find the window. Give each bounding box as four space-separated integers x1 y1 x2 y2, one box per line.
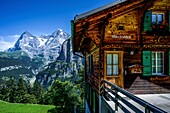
106 53 119 76
152 13 164 24
118 26 124 30
142 51 164 76
152 52 164 75
143 10 169 32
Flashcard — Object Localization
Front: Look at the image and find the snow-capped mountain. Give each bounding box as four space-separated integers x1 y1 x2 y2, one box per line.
0 29 84 86
8 29 70 63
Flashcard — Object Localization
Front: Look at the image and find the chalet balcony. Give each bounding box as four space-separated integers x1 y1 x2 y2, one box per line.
85 80 169 113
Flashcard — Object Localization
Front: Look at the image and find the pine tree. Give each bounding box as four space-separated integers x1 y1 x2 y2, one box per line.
0 79 6 100
32 80 44 104
7 77 17 103
2 77 17 102
14 77 27 103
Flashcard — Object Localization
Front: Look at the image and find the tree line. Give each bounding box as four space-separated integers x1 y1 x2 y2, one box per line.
0 67 84 113
0 77 44 104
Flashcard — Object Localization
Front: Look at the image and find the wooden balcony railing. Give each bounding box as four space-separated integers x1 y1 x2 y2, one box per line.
100 80 167 113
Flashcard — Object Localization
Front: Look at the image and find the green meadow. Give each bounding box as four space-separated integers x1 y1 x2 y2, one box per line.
0 100 55 113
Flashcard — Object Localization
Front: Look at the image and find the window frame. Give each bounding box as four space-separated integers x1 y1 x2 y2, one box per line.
106 53 119 76
152 12 165 24
151 51 164 75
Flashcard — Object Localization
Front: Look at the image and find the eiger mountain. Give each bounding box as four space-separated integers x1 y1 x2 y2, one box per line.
0 29 83 85
8 29 69 63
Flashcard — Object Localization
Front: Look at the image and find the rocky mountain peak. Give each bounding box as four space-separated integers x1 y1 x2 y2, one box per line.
51 29 64 37
7 29 70 63
22 31 33 36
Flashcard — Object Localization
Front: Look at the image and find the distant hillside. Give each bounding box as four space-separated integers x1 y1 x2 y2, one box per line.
0 51 42 83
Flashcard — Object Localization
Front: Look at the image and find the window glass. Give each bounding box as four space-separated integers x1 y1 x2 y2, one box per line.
157 14 163 24
152 13 164 24
152 14 156 23
107 65 112 76
107 54 112 64
152 67 156 73
113 54 118 64
157 67 163 73
113 65 118 75
152 52 156 60
152 59 156 66
157 60 163 66
157 52 163 59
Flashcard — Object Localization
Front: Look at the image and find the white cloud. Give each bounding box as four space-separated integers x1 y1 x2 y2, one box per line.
0 35 19 51
0 41 14 51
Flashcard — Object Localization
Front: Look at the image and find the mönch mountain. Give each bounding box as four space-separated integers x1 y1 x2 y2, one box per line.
0 29 83 86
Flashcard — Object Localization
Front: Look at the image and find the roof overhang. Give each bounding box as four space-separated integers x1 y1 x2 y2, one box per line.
72 0 129 54
71 0 157 54
74 0 127 22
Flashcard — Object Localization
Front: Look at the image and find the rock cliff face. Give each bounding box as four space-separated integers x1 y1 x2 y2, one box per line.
36 38 84 87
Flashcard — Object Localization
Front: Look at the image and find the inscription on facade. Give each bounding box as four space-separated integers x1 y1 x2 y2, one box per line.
112 35 131 39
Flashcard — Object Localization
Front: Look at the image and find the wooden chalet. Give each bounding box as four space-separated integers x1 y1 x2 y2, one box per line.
71 0 170 112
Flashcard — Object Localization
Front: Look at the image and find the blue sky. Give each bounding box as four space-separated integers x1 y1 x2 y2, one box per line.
0 0 115 51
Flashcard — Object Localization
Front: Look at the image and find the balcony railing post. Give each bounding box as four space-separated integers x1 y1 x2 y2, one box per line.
115 88 118 111
103 82 106 97
145 106 150 113
100 81 104 96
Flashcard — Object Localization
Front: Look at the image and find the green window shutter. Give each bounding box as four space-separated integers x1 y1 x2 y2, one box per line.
91 55 93 73
169 51 170 75
142 51 151 76
88 55 93 74
88 55 91 73
143 10 152 31
169 12 170 32
71 20 75 52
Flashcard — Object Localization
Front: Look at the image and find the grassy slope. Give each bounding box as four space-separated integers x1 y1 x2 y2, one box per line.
0 100 55 113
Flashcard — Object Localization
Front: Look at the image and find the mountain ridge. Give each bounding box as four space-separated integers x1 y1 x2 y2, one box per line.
7 29 70 63
0 29 83 86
